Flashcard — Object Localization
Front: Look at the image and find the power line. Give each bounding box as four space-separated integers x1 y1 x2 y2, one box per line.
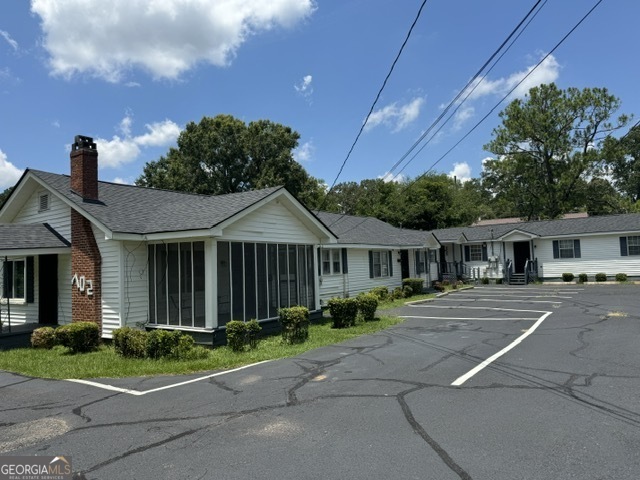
320 0 429 210
399 0 604 196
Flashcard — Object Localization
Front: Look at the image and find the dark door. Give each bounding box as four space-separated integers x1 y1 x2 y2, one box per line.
38 255 58 325
400 250 410 279
513 242 530 274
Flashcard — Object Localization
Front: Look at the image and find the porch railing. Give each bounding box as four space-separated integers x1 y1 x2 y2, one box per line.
504 259 513 284
525 258 538 284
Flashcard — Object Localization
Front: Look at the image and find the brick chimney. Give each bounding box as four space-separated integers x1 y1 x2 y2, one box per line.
70 135 98 201
70 135 102 326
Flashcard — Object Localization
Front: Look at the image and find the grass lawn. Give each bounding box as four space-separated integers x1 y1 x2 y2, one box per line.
0 315 405 380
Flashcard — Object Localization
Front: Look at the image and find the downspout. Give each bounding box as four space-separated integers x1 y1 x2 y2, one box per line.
4 256 10 332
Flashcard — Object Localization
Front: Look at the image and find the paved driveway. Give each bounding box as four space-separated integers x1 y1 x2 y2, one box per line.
1 285 639 479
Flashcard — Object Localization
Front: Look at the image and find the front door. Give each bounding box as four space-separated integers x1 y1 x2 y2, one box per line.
400 250 410 279
38 255 58 325
513 241 530 274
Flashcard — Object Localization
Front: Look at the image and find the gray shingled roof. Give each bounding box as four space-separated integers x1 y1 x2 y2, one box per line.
0 223 70 251
30 171 283 235
315 212 427 246
433 213 640 242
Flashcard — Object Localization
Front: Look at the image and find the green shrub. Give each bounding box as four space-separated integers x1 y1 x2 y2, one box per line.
481 277 489 285
225 320 248 352
578 273 588 283
279 306 310 344
442 279 451 287
356 293 378 321
180 345 210 360
112 327 147 358
495 278 503 285
562 272 575 282
170 333 197 360
31 327 56 349
391 287 405 300
402 278 424 296
615 273 628 282
327 297 358 328
54 322 100 353
432 281 444 292
369 286 389 301
595 272 607 282
402 285 413 297
246 319 261 349
146 329 182 359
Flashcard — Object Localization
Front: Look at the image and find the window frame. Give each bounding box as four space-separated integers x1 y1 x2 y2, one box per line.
558 239 576 259
469 245 483 262
627 236 640 256
320 249 342 275
372 250 390 278
3 258 27 301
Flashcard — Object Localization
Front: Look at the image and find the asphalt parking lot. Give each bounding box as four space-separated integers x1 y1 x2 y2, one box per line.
1 285 639 479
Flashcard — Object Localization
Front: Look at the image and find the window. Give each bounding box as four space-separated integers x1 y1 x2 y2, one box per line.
621 236 640 256
370 250 391 278
552 239 581 259
469 245 483 262
415 250 426 275
428 250 437 263
320 249 342 275
322 249 331 275
2 259 25 300
148 242 206 327
332 250 341 274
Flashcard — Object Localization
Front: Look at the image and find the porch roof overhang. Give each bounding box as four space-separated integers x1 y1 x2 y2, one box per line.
497 228 539 241
0 223 71 257
433 232 468 244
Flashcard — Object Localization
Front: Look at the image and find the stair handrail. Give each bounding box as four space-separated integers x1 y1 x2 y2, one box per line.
504 259 512 284
524 259 530 285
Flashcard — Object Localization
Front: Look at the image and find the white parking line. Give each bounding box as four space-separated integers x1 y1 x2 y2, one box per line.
451 311 552 386
66 360 272 396
473 287 582 293
437 297 562 304
401 316 538 321
448 292 572 299
408 304 550 314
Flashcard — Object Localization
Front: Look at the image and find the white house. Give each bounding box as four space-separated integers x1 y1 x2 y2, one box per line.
0 136 337 342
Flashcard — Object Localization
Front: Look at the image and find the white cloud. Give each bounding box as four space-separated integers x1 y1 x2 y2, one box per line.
31 0 316 82
51 120 60 128
379 171 406 183
112 177 132 185
481 156 493 171
96 115 181 168
448 162 472 183
452 106 474 131
125 81 141 88
0 149 24 189
0 30 18 51
293 140 314 163
295 74 313 94
365 96 425 133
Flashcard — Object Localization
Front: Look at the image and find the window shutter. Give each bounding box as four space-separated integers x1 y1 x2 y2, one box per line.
573 240 581 259
482 245 488 261
552 240 559 259
620 237 628 256
317 249 321 276
368 251 374 278
388 250 393 277
464 246 470 262
1 261 8 298
26 257 34 303
341 248 348 274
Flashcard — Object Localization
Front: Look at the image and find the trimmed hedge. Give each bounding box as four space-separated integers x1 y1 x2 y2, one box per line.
31 327 56 349
225 319 262 351
113 327 147 358
562 273 575 282
402 278 424 296
369 286 389 301
481 277 489 285
279 306 310 344
595 273 607 282
246 319 261 349
55 322 100 353
615 273 628 282
327 297 358 328
356 293 378 321
578 273 588 283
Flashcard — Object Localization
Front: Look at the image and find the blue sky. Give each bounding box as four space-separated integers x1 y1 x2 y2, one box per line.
1 0 638 191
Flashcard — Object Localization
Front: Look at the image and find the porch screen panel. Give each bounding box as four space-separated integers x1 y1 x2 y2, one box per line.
244 243 257 321
180 243 193 327
268 244 279 318
193 242 205 328
231 242 244 322
155 244 168 324
14 260 25 299
217 242 231 326
167 243 180 325
298 245 306 307
148 246 156 323
306 245 315 309
288 245 298 306
257 243 268 319
278 245 288 307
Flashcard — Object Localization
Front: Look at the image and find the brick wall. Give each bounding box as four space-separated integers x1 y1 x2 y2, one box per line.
71 210 102 325
70 141 98 200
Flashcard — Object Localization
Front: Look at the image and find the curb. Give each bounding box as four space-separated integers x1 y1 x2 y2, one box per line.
404 285 475 305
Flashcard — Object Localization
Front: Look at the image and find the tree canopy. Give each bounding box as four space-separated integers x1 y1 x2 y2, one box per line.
136 115 324 207
482 83 630 219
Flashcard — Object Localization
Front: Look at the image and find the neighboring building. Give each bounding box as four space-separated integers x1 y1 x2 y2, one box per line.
314 212 440 303
0 136 336 340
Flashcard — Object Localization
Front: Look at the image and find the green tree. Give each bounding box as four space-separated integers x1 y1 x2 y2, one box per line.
603 123 640 202
483 83 629 219
0 186 14 206
136 115 324 204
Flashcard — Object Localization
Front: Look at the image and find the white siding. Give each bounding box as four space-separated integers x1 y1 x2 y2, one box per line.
0 258 39 325
57 254 72 325
121 241 149 327
221 202 321 244
535 235 640 278
92 225 121 337
12 189 71 240
319 248 402 303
